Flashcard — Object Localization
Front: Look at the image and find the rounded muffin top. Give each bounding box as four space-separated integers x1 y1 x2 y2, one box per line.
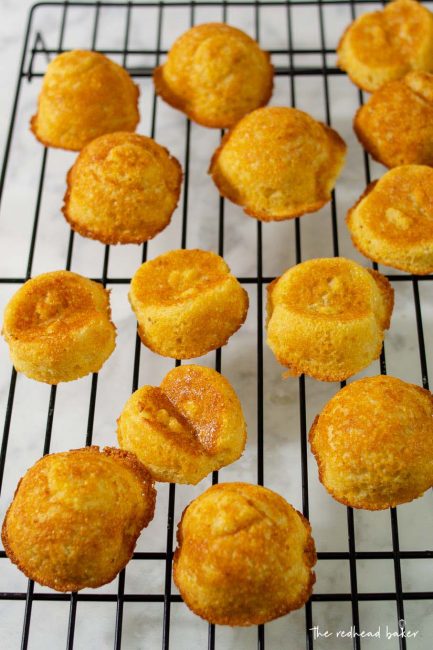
210 106 346 221
154 22 273 128
309 376 433 509
173 482 316 625
31 50 139 151
2 446 156 592
63 132 182 245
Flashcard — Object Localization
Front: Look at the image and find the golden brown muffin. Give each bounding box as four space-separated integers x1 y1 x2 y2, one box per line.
63 132 182 245
2 271 116 384
347 165 433 275
31 50 139 151
266 258 394 382
2 446 156 591
209 107 346 221
173 483 316 626
337 0 433 92
309 375 433 510
117 365 246 484
129 249 248 359
354 71 433 168
153 23 273 128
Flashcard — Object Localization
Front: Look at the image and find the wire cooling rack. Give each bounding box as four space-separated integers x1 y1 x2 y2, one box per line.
1 1 433 649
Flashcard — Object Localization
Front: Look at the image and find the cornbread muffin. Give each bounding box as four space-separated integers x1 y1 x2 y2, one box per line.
266 258 394 381
2 271 116 384
347 165 433 275
309 376 433 509
63 132 182 245
2 447 156 591
117 365 247 484
153 23 273 128
31 50 139 151
337 0 433 92
173 483 316 625
129 249 248 359
209 107 346 221
354 71 433 168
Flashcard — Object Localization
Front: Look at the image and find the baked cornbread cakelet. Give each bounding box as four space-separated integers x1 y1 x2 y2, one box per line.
2 271 116 384
209 107 346 221
117 365 246 484
337 0 433 92
354 71 433 168
31 50 139 151
153 23 273 128
347 165 433 275
129 249 248 359
309 376 433 510
63 132 182 245
2 447 156 592
266 258 394 382
173 483 316 626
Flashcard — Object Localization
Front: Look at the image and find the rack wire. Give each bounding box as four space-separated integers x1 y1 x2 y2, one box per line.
0 1 433 649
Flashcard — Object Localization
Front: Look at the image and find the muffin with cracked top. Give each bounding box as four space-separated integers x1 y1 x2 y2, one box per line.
117 364 247 484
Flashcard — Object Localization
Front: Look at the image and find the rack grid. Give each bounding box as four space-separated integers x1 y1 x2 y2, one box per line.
1 1 433 649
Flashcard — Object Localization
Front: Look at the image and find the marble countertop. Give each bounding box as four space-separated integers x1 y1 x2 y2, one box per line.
0 1 433 649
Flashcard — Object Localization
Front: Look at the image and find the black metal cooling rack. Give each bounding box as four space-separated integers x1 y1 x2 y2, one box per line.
1 1 433 649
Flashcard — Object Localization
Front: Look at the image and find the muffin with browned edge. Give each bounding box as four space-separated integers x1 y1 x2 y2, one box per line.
347 165 433 275
2 447 156 591
154 23 273 128
129 249 248 359
309 375 433 509
173 483 316 625
2 271 116 384
338 0 433 92
118 364 247 484
210 107 346 221
63 132 182 244
31 50 139 151
354 71 433 168
267 258 393 381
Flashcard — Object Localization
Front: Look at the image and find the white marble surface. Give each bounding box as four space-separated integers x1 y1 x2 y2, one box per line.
1 1 433 649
